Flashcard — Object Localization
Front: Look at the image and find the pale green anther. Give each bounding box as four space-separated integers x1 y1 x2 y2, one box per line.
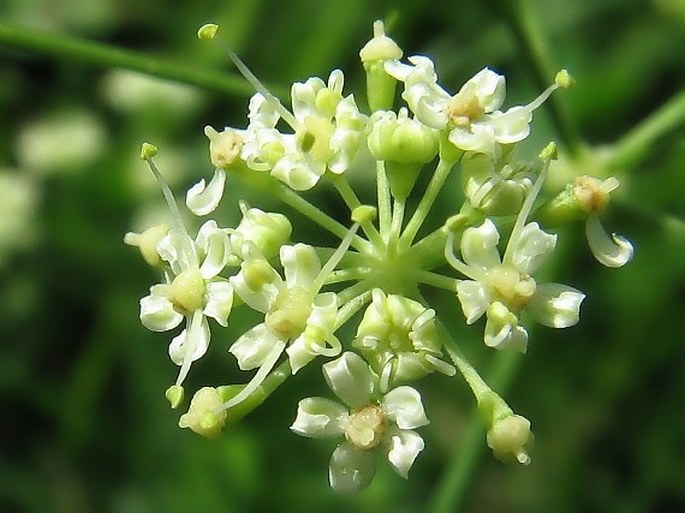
242 259 277 290
315 88 343 118
554 69 574 89
139 142 158 160
204 126 243 170
538 141 558 160
165 384 184 409
352 205 377 224
197 23 219 40
169 267 206 313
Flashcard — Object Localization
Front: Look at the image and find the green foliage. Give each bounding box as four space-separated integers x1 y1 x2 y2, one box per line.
1 0 684 511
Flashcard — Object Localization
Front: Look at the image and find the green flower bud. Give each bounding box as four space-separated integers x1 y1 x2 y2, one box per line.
359 21 403 112
537 175 618 227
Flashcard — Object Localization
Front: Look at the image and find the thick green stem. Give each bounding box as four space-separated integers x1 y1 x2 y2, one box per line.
416 270 458 292
489 0 582 156
329 173 384 247
0 21 288 98
377 161 392 239
400 158 455 248
607 89 685 171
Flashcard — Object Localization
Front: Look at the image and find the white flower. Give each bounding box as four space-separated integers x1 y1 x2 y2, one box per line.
240 71 366 190
229 243 340 374
290 352 429 493
450 219 585 352
139 221 234 385
353 289 454 390
385 57 558 154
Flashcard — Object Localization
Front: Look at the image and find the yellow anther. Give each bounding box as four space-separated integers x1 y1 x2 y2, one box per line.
538 141 557 160
351 205 377 224
554 69 574 89
197 23 219 40
139 142 158 160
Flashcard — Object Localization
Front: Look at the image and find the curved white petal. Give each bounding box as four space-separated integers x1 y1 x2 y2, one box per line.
140 290 183 332
511 222 557 275
385 427 424 479
229 323 283 371
196 220 231 279
157 230 195 275
329 442 377 494
528 283 585 328
323 352 376 408
460 218 501 270
270 155 322 191
280 244 321 289
448 123 496 154
381 386 429 430
168 315 210 365
487 106 532 145
291 76 326 121
484 305 528 353
203 280 234 327
186 168 226 216
585 216 634 268
462 67 506 112
456 280 490 324
290 397 348 438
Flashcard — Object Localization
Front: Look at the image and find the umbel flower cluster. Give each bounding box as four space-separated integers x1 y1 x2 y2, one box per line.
126 21 633 493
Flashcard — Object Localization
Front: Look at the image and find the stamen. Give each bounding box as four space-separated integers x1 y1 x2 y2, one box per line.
444 231 482 281
199 24 298 130
503 142 555 265
217 340 286 411
140 143 198 268
174 310 204 387
312 222 361 291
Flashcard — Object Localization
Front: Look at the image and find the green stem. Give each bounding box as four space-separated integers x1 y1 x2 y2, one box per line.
415 270 458 292
490 0 582 156
334 289 372 330
336 279 373 306
607 89 685 170
377 161 392 240
329 173 384 247
400 158 455 248
0 21 288 98
231 168 371 253
430 342 522 513
389 197 406 246
324 267 371 285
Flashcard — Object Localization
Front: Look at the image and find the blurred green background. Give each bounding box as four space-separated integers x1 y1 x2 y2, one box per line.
1 0 684 512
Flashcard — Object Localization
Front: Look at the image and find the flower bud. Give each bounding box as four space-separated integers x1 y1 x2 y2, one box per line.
359 20 403 111
124 224 169 267
178 387 227 439
486 414 534 465
231 202 292 260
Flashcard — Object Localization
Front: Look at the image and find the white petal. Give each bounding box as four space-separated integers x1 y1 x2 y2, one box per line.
196 220 231 279
286 335 318 374
329 442 377 493
139 290 183 332
157 230 195 275
228 259 281 313
462 67 506 112
528 283 585 328
168 315 210 365
186 168 226 216
511 222 557 275
585 216 634 268
280 244 321 289
456 280 489 324
484 304 528 353
460 219 501 270
290 397 348 438
323 352 376 408
270 155 322 191
381 386 429 430
487 106 532 144
203 280 234 327
448 123 496 154
229 323 283 371
385 427 424 479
